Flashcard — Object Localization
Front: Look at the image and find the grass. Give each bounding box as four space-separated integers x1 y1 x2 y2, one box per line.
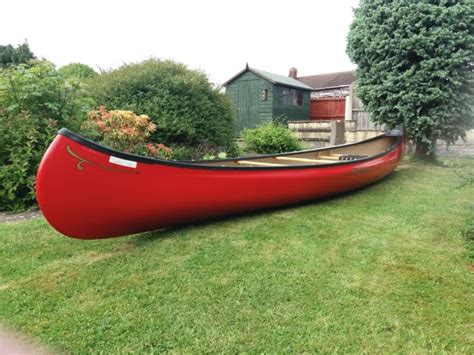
1 158 473 353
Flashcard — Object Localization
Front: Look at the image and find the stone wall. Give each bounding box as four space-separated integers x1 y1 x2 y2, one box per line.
289 120 474 157
288 121 330 148
288 120 384 148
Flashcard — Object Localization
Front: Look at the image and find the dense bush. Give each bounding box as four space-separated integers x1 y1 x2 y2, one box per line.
0 60 94 211
81 107 172 159
0 111 56 211
243 122 303 154
89 59 236 156
58 63 98 79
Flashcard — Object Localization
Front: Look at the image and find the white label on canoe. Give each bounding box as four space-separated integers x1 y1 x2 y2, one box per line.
109 156 137 168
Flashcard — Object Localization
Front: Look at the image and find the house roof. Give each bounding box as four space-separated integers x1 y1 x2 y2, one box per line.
297 71 356 90
223 65 313 91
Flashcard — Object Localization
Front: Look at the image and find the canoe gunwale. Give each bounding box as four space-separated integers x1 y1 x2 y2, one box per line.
58 127 404 171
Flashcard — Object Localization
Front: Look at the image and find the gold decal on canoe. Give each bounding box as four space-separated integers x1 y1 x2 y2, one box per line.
66 145 88 170
352 167 369 175
66 145 140 174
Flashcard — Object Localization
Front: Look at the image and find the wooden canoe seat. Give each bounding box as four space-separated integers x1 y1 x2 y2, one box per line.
275 156 337 164
237 160 285 167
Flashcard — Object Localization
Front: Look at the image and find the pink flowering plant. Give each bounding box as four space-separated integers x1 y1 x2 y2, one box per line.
81 106 173 159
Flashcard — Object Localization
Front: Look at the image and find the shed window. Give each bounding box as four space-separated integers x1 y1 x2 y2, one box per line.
289 89 296 105
297 92 303 106
282 88 289 104
282 88 303 106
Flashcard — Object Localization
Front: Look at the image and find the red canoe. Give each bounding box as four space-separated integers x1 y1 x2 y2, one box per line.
36 127 405 239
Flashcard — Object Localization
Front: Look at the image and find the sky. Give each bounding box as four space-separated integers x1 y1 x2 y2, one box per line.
1 0 360 85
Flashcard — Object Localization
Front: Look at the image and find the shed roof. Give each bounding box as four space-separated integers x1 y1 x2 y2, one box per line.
223 65 313 91
297 71 356 90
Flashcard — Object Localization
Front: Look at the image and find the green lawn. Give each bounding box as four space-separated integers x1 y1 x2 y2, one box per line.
1 158 473 353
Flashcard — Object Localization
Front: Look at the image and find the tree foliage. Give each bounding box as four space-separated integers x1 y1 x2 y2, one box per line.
0 41 36 68
347 0 474 158
0 60 94 211
58 63 98 79
89 59 236 154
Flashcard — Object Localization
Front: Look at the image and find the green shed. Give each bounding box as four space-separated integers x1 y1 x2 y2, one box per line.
223 65 313 132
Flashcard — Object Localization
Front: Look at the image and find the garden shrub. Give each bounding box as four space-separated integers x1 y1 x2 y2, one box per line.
464 211 474 261
88 59 237 157
243 122 303 154
0 111 56 211
169 143 239 160
81 107 172 160
58 63 98 79
0 60 94 211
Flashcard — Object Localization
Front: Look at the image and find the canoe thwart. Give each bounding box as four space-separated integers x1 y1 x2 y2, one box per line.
237 160 285 167
275 156 337 164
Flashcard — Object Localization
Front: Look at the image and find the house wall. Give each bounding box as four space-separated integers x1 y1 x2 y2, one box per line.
311 87 350 98
273 85 310 121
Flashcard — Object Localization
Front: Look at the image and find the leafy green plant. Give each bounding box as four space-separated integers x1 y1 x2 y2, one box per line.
463 206 474 260
347 0 474 160
88 59 237 155
168 143 237 161
202 152 228 160
243 121 303 154
58 63 97 79
0 110 56 211
0 60 94 211
80 107 172 160
272 114 288 126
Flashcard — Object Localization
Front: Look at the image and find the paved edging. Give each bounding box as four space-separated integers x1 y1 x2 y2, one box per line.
0 210 42 224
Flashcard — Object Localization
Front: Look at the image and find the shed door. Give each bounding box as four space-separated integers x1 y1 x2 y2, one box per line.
238 80 259 131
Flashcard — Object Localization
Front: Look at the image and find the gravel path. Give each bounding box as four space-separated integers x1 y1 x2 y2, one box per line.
0 209 42 224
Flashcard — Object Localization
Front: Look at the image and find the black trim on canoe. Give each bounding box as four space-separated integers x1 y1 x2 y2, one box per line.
58 127 403 171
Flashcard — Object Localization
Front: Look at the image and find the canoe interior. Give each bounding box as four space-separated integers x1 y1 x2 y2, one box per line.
199 135 398 167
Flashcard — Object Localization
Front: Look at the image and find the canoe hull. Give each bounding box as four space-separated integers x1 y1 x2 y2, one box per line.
36 130 404 239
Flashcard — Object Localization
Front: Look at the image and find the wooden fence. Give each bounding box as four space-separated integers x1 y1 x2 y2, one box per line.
350 96 385 131
307 84 385 132
310 98 345 120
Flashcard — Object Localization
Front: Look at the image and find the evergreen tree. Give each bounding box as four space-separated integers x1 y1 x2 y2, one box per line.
347 0 474 159
0 41 36 67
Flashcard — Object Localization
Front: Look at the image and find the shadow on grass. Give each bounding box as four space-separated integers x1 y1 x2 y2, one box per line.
133 168 407 246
